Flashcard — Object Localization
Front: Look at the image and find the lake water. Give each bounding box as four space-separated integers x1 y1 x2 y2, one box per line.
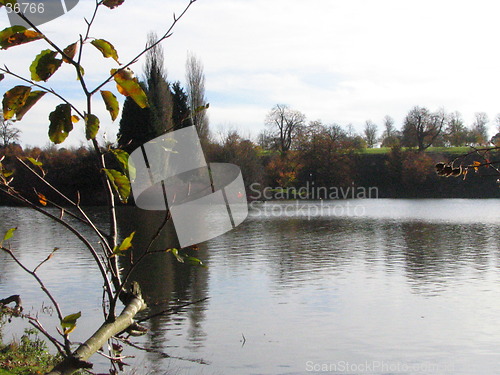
1 199 500 374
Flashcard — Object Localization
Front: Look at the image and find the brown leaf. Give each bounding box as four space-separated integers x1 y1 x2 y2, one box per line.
63 42 78 63
0 26 43 50
102 0 125 9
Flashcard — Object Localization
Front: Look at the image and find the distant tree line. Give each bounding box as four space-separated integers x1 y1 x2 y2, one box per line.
259 104 500 154
217 103 499 198
3 60 500 202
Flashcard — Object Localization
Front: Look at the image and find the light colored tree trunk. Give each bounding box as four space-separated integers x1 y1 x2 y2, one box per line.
46 294 146 375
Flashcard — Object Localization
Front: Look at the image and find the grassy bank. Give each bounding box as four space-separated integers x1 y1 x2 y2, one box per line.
0 311 59 375
359 146 471 155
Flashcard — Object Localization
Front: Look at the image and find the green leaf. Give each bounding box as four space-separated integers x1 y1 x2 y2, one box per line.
111 68 148 108
103 169 130 203
61 311 81 325
110 149 135 179
2 227 17 245
77 65 85 80
14 90 46 121
2 85 31 120
84 113 100 140
102 0 124 9
30 49 62 82
1 170 13 179
169 248 184 263
113 231 135 256
100 90 119 121
91 39 120 63
26 157 43 166
0 25 43 50
166 249 206 267
194 103 210 114
185 256 207 268
48 104 73 144
61 311 81 335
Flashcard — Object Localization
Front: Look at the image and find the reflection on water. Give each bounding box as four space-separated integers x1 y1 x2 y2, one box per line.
0 200 500 374
116 207 210 369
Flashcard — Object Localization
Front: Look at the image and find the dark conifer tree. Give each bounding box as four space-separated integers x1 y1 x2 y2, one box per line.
117 32 174 152
117 84 153 153
171 81 192 131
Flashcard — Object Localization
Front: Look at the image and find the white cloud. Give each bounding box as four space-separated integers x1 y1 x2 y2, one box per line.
2 0 500 146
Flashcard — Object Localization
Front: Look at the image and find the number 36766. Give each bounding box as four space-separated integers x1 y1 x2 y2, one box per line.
5 2 45 14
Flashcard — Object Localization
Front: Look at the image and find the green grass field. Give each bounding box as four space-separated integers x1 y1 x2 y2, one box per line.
257 147 473 157
359 146 471 155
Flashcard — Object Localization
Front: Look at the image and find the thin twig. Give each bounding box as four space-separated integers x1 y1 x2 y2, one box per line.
33 247 59 273
28 317 66 356
90 0 197 95
110 210 172 314
0 244 73 353
19 157 115 257
13 10 91 95
0 66 84 119
0 186 114 307
114 336 209 365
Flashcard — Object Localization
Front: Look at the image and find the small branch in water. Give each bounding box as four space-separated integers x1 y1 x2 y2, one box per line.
114 336 210 365
136 297 209 324
0 294 22 311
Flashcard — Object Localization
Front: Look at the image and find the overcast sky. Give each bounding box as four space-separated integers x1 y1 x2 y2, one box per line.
2 0 500 147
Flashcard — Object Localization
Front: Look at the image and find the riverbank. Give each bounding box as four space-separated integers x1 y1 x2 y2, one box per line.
0 145 498 207
0 309 59 375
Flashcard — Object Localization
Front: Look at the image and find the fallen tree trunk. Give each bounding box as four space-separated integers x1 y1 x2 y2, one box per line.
46 291 146 375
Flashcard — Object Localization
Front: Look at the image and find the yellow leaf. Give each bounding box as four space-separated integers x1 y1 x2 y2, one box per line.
100 90 119 121
112 231 135 256
84 114 100 140
61 311 81 335
26 157 43 166
103 168 131 203
2 227 17 245
111 68 148 108
91 39 120 64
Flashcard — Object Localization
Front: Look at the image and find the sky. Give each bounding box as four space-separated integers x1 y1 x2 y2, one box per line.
1 0 500 147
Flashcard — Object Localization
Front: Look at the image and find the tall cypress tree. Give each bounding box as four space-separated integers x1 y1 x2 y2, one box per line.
145 32 174 135
117 32 174 152
186 52 209 141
